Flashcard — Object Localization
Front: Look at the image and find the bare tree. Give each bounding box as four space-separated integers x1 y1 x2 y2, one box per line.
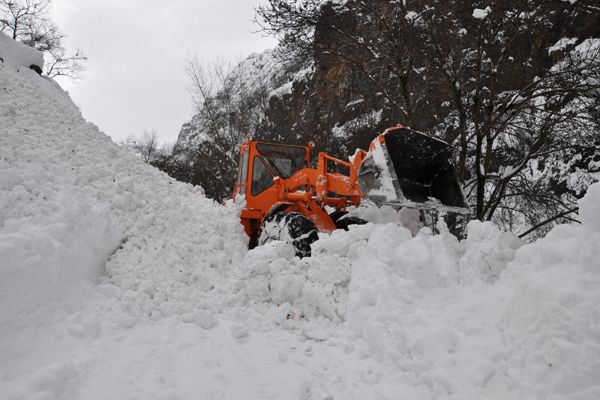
0 0 86 79
175 57 271 201
420 3 600 233
0 0 48 39
122 128 162 163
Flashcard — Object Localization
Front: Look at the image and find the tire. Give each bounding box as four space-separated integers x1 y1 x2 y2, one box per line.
335 215 368 231
258 212 319 258
329 210 348 223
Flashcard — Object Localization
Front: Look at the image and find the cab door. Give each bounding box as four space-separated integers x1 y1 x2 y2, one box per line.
245 151 279 214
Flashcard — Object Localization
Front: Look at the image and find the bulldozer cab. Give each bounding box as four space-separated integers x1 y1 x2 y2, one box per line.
233 141 311 246
233 141 310 203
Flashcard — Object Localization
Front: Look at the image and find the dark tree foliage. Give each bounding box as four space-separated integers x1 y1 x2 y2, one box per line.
152 142 236 203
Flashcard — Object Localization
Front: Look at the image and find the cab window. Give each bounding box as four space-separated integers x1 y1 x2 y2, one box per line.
238 151 249 194
251 156 273 196
256 143 306 178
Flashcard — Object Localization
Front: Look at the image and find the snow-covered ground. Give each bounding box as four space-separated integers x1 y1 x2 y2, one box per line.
0 33 44 71
1 38 600 400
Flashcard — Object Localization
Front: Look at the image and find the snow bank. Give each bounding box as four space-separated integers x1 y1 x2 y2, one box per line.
236 183 600 398
0 32 43 71
579 182 600 231
491 183 600 398
342 185 600 399
0 190 118 331
0 62 247 343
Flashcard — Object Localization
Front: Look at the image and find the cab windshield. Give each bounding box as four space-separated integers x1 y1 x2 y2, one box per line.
256 143 306 178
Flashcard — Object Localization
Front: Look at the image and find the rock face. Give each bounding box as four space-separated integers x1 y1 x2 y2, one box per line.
172 116 202 156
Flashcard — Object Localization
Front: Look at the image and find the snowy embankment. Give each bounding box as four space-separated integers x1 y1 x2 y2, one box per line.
0 33 44 71
0 61 246 329
1 36 600 400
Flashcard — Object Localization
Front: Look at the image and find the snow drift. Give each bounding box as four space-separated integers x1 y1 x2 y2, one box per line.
0 32 43 71
2 33 600 400
0 35 247 375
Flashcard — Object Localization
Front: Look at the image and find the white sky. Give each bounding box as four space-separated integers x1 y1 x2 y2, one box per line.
50 0 277 144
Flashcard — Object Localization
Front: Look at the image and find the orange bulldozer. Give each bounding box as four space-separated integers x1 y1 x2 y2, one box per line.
232 125 469 256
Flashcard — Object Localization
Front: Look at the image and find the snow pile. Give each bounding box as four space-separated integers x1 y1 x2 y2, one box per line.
102 197 246 325
0 32 43 70
237 182 600 398
579 182 600 231
342 185 600 399
239 218 519 319
472 6 492 20
491 185 600 398
0 61 246 340
237 232 355 326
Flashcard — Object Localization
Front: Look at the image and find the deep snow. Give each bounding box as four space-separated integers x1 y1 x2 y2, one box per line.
1 36 600 400
0 32 43 71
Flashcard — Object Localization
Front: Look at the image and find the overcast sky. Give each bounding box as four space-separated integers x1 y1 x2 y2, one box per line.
50 0 277 144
